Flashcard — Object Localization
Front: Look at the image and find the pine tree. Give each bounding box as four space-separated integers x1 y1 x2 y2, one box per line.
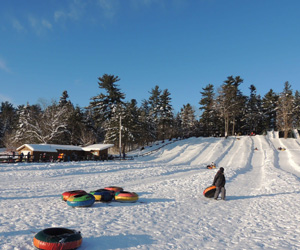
244 85 263 134
0 101 17 147
65 106 95 145
104 103 125 153
277 81 294 138
262 89 278 131
293 90 300 130
121 99 142 152
158 89 174 140
88 74 125 126
199 84 215 136
59 90 70 106
139 100 156 145
173 112 183 138
230 76 244 135
180 103 196 138
216 76 245 137
104 99 142 154
59 91 96 145
148 85 162 130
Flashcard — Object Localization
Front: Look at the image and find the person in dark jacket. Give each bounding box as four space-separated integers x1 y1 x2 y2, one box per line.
212 167 226 200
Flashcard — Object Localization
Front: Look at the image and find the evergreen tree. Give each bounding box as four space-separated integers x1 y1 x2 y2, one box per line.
0 101 17 147
121 99 142 152
216 77 234 137
277 81 294 138
104 103 125 154
293 90 300 130
216 76 245 137
59 90 70 106
173 112 183 138
148 85 162 132
57 92 78 144
158 89 174 140
104 99 142 154
180 103 196 138
88 74 125 126
230 76 244 135
262 89 278 131
58 91 97 145
199 84 215 136
244 85 263 134
138 100 156 145
84 108 104 143
65 106 95 146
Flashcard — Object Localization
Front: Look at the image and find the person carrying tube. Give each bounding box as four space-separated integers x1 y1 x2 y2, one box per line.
212 167 226 200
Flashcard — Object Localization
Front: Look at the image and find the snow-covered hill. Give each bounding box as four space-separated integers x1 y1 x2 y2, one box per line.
1 135 300 249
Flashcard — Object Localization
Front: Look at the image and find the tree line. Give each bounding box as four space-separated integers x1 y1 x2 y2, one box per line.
0 74 299 153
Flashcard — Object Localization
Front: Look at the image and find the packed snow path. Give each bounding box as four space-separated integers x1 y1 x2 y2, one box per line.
1 135 300 249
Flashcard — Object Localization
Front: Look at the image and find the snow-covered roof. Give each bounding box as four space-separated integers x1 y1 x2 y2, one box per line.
82 144 114 151
17 144 83 152
16 143 114 153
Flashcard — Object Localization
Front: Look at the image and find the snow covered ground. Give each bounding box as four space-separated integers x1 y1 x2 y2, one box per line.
1 135 300 250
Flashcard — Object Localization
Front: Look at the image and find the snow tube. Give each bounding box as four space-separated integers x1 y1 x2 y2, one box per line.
104 186 123 194
207 165 216 169
33 227 82 250
67 193 95 207
203 185 216 198
61 190 86 201
115 191 139 203
90 189 114 202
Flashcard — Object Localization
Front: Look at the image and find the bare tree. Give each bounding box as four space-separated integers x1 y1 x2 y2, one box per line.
13 102 70 144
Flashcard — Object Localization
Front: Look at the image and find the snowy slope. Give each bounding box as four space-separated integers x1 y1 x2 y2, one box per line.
1 135 300 250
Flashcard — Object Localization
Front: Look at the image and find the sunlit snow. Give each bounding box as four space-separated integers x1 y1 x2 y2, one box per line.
1 135 300 249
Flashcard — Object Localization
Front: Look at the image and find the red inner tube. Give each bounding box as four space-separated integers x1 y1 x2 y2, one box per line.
61 190 86 201
104 186 123 193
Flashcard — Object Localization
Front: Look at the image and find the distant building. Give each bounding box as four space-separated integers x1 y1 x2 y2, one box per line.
16 144 114 162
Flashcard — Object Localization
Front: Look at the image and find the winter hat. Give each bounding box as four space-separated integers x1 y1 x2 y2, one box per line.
220 167 224 172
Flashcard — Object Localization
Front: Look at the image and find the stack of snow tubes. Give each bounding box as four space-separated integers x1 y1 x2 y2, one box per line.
103 186 139 202
62 186 139 205
33 227 82 250
89 186 139 203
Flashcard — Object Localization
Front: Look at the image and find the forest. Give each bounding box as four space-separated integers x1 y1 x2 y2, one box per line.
0 74 299 153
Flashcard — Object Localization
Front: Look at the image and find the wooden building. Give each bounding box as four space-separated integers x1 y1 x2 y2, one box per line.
82 144 114 160
16 143 114 162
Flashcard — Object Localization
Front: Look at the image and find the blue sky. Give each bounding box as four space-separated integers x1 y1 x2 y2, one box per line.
0 0 299 113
